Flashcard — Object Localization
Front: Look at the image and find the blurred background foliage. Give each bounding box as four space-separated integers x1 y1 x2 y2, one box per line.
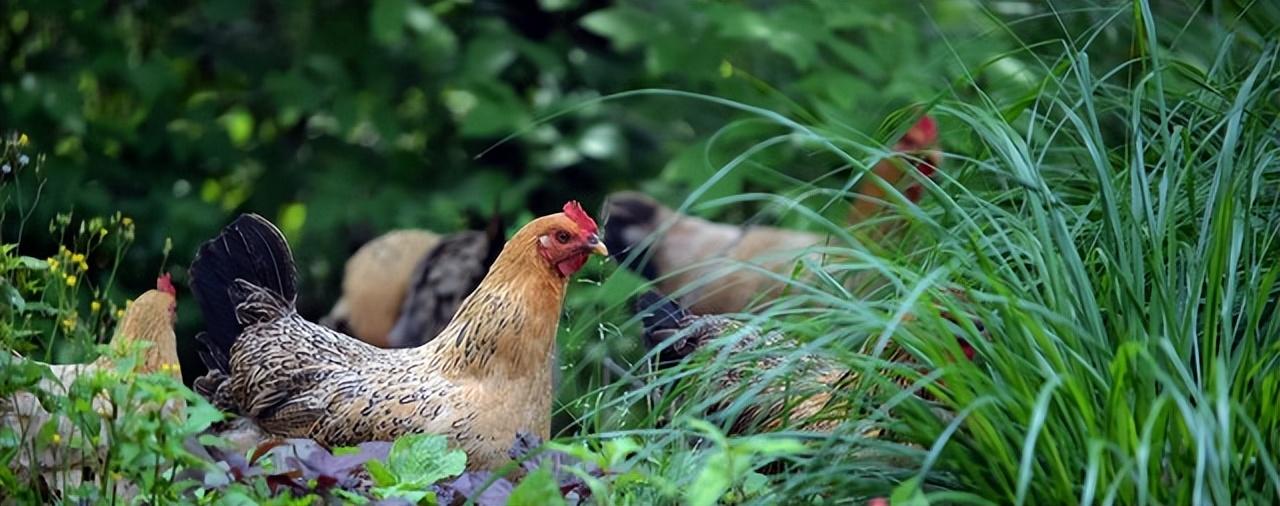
1 0 1273 393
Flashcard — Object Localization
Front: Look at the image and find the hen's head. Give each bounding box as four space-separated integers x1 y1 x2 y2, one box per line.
517 201 608 278
113 274 181 377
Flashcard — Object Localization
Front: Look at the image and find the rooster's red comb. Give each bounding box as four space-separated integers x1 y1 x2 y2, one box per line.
156 273 176 297
563 201 598 235
897 115 938 150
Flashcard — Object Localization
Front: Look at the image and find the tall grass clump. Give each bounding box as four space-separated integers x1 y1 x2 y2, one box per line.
892 8 1279 506
564 2 1279 504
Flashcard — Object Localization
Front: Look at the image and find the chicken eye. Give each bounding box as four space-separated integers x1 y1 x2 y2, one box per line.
555 231 572 244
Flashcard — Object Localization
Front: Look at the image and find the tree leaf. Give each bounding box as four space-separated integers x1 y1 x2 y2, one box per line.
370 0 409 45
579 7 649 51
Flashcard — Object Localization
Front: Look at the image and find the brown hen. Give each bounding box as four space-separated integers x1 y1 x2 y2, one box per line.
2 275 181 488
190 203 607 470
635 290 976 434
320 229 441 347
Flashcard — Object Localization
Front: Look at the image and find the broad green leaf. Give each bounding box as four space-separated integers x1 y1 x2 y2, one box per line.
507 467 567 506
387 433 466 486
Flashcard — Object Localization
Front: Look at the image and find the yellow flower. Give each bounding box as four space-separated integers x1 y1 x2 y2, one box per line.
61 317 76 331
79 261 89 271
114 309 125 319
71 253 85 263
160 363 172 373
65 275 76 287
47 257 60 272
51 433 61 445
91 301 102 312
17 133 29 146
59 245 68 253
122 216 133 227
99 228 108 237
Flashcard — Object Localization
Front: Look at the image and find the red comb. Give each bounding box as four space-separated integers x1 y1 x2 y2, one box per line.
563 201 598 235
896 115 939 151
156 273 177 297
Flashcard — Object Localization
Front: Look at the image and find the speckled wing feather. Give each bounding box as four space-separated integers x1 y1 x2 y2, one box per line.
385 228 501 348
635 291 845 433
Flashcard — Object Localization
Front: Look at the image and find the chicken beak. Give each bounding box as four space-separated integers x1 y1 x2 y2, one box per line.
587 234 608 257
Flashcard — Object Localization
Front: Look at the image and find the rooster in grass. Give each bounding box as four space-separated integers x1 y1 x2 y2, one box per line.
190 203 607 470
2 275 181 487
604 115 941 314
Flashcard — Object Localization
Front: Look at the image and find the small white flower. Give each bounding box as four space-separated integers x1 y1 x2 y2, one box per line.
1 164 10 174
17 155 29 166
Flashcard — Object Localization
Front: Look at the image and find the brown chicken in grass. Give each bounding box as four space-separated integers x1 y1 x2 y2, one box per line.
3 275 181 485
320 229 441 347
604 116 941 314
190 203 607 470
635 290 976 434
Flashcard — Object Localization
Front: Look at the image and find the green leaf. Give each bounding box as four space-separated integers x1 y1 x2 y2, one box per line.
218 107 254 148
366 459 397 488
1 279 24 312
507 467 566 506
278 202 308 243
890 477 929 506
387 433 466 486
371 0 409 45
579 7 649 51
180 401 225 433
16 256 48 271
538 0 580 11
687 452 733 506
741 471 770 497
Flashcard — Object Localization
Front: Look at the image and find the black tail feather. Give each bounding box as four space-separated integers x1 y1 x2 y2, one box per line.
190 214 297 374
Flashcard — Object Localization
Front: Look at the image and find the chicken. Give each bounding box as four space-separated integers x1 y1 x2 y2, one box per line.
385 216 504 348
635 290 976 434
2 274 181 486
635 291 849 433
190 203 608 470
322 214 504 349
604 115 940 314
320 229 441 347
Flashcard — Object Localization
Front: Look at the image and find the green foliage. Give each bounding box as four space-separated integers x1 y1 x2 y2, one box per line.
685 420 806 506
507 467 567 506
2 0 1279 505
368 433 466 503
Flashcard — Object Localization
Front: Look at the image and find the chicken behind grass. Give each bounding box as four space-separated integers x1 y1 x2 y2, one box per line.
635 290 976 434
2 275 180 486
191 203 607 470
605 116 940 314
